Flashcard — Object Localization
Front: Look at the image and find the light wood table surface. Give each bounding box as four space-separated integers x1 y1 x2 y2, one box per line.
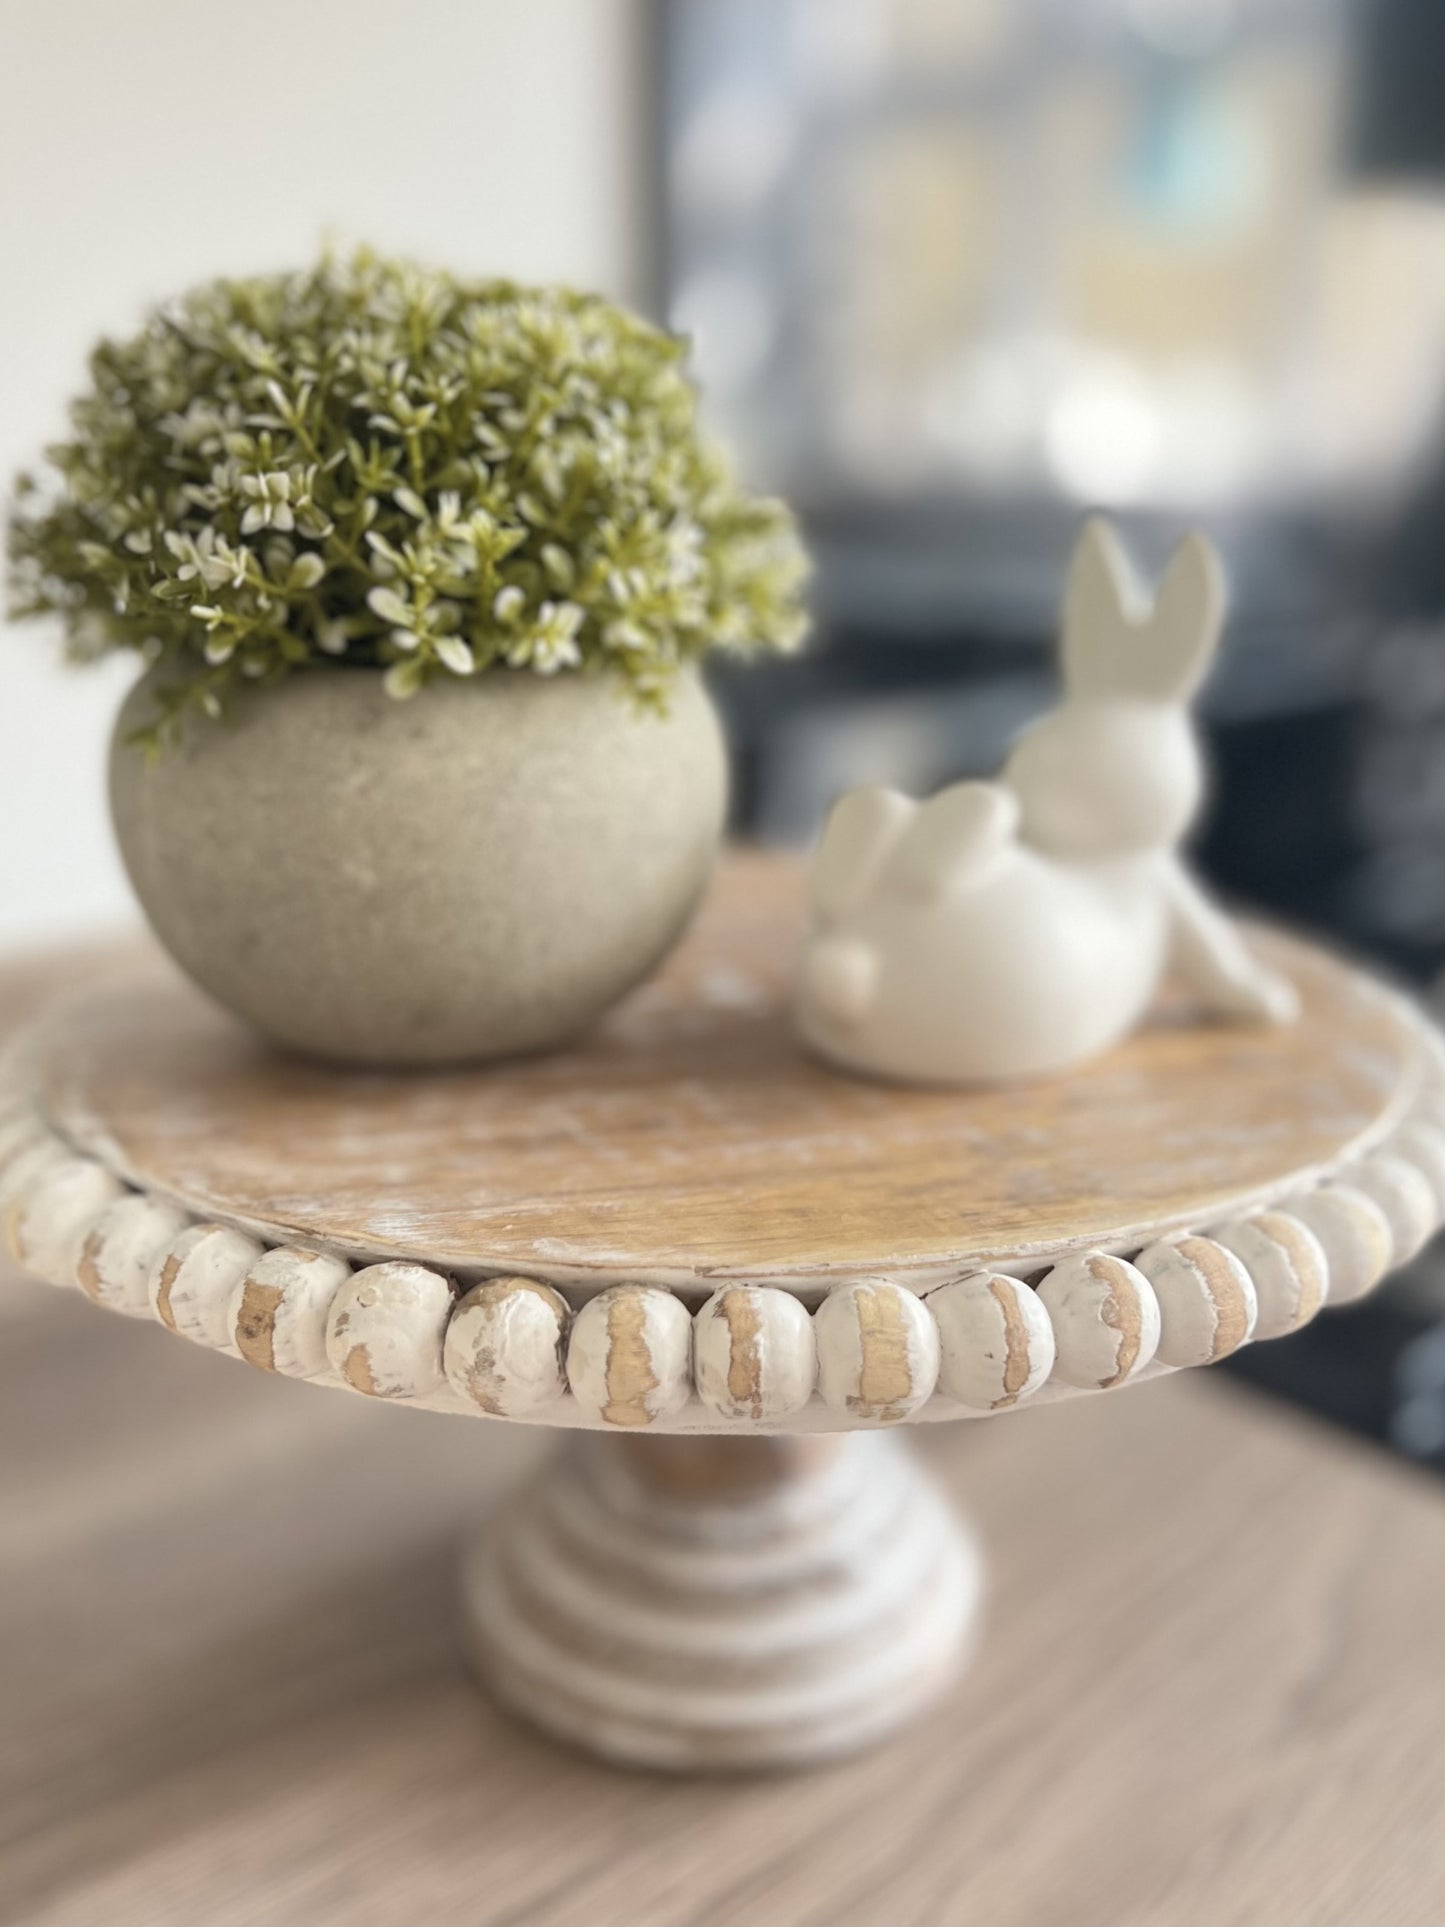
2 949 1445 1927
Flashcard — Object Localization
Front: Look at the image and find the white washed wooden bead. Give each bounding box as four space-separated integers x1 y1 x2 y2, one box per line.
566 1284 692 1428
1038 1252 1160 1390
814 1278 940 1423
693 1285 816 1422
77 1194 192 1318
445 1276 570 1418
6 1154 126 1288
928 1271 1054 1411
325 1261 453 1399
0 1058 30 1110
1209 1211 1327 1341
1332 1155 1436 1266
1385 1122 1445 1217
233 1245 352 1377
1133 1236 1257 1368
150 1222 266 1352
1278 1184 1392 1307
0 1110 46 1177
0 1133 68 1217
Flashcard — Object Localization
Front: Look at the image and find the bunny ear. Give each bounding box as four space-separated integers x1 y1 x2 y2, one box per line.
811 786 913 921
1060 520 1226 704
1060 517 1147 699
891 781 1019 898
1145 531 1226 702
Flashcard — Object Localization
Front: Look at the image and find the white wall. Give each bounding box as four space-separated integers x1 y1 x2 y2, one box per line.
0 0 641 947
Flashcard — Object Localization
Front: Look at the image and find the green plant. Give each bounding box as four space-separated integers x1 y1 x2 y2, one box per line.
7 250 808 740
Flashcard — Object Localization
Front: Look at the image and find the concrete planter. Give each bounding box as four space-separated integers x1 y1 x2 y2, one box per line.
110 664 727 1066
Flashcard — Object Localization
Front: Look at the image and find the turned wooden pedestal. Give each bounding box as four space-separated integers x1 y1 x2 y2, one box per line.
2 854 1443 1772
464 1433 978 1769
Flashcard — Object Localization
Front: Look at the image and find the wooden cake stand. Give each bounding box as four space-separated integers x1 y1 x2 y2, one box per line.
3 853 1444 1772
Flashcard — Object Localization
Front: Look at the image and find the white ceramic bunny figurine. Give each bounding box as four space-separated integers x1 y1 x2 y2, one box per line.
795 518 1299 1086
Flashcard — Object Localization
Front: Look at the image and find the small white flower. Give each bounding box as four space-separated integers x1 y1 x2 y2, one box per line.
365 529 404 573
316 618 350 655
160 401 229 449
493 585 525 624
533 448 565 502
604 618 648 653
367 586 412 627
540 542 575 588
508 599 583 674
287 552 327 590
166 528 243 590
436 636 475 675
383 656 425 699
239 470 294 535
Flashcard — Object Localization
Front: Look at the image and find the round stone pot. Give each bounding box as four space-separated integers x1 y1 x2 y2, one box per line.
110 664 728 1066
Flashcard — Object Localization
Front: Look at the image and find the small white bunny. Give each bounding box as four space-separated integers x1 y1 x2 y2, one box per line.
795 518 1299 1086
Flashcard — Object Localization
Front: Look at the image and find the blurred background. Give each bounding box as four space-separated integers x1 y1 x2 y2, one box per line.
5 0 1445 1462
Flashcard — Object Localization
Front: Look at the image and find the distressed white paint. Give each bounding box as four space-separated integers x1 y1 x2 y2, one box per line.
0 1134 69 1219
5 1153 124 1288
1279 1185 1392 1307
150 1222 265 1354
1133 1235 1256 1368
233 1245 352 1377
1387 1122 1445 1214
815 1279 939 1422
1209 1212 1327 1341
693 1285 816 1423
0 1110 48 1178
325 1261 453 1399
566 1285 692 1428
461 1433 979 1771
1039 1252 1161 1389
1332 1155 1436 1267
78 1193 191 1318
928 1271 1054 1410
445 1276 571 1418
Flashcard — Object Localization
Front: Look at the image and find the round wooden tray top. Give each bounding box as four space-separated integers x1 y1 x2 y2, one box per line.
6 849 1445 1435
23 853 1438 1292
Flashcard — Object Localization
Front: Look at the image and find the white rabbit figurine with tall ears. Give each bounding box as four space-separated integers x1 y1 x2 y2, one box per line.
795 518 1300 1086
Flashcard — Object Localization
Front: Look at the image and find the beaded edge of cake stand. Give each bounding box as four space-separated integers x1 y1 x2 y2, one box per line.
2 1016 1444 1436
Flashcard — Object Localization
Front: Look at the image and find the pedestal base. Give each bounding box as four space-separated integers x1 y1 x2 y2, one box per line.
461 1432 979 1772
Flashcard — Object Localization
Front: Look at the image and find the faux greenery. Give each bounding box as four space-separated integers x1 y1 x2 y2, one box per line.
7 250 808 739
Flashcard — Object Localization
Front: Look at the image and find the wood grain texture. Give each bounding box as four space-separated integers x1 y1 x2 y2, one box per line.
26 853 1433 1293
4 1267 1445 1927
462 1431 976 1770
